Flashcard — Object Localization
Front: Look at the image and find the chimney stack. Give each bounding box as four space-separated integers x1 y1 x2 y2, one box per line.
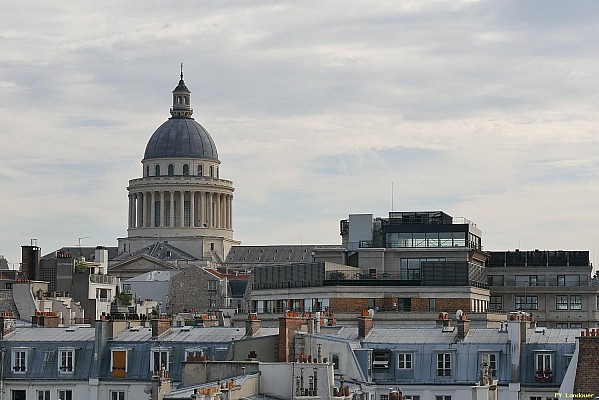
151 316 171 339
457 319 470 340
245 313 261 337
358 310 373 339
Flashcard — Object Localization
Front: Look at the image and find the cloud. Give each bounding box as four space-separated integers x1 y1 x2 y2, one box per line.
2 1 599 267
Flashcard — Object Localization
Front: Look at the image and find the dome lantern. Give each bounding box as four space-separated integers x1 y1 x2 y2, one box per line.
170 63 193 118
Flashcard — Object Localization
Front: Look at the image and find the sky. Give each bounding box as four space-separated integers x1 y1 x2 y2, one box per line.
2 1 599 267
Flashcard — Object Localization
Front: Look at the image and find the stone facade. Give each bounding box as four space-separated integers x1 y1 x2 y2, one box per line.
168 266 225 314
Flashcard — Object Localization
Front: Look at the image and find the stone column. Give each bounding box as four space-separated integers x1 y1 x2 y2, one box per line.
190 191 195 227
215 193 221 228
180 191 185 227
150 191 156 227
169 191 175 227
142 192 148 227
198 191 204 227
160 191 165 227
128 194 133 229
229 195 233 229
137 193 143 228
207 192 213 227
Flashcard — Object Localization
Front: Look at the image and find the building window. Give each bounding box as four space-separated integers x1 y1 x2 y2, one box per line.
557 275 565 286
57 390 72 400
515 295 538 310
12 349 27 373
488 275 504 286
380 395 389 400
570 323 583 328
555 323 569 328
535 353 553 382
110 391 126 400
155 165 160 176
207 280 218 292
168 164 174 176
58 349 75 373
435 396 451 400
150 349 170 373
330 353 340 371
489 296 503 311
404 397 420 400
209 165 214 177
398 353 412 369
11 391 26 400
481 353 497 377
111 349 128 379
122 284 131 292
516 275 538 286
570 295 582 310
429 298 436 312
556 295 568 310
146 166 150 177
183 164 189 176
436 353 451 376
216 167 219 178
37 390 50 400
198 165 203 176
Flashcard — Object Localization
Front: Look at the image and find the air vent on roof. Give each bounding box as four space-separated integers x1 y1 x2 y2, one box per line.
66 327 76 332
442 326 455 333
181 327 191 332
129 327 140 332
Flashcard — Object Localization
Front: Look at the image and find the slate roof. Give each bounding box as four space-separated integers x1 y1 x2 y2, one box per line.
125 270 178 282
225 245 320 264
526 328 580 344
144 118 218 161
42 246 119 261
114 242 197 261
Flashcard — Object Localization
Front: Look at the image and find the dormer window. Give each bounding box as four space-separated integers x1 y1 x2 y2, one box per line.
12 348 28 373
111 348 130 379
58 348 75 373
150 348 170 373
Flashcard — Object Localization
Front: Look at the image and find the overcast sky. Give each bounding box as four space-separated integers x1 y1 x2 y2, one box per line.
2 1 599 266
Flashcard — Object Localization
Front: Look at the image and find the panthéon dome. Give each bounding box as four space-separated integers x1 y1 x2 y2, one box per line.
143 70 218 161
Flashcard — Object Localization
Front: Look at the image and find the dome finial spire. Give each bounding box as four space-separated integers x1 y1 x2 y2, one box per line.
171 64 193 118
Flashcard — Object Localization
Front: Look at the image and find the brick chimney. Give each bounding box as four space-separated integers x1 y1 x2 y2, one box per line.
0 312 16 339
574 328 599 394
151 316 171 339
278 311 309 362
358 310 373 339
245 313 261 337
456 319 470 340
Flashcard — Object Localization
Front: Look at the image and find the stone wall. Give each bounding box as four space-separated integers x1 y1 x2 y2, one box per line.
0 290 19 318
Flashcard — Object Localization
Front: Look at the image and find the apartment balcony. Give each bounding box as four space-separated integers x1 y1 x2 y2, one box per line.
90 274 116 285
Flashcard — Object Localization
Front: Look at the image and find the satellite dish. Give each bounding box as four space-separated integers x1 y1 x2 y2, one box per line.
455 309 463 321
368 308 375 318
144 386 152 394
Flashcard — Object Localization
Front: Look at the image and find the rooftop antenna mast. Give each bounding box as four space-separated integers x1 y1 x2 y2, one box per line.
77 237 91 259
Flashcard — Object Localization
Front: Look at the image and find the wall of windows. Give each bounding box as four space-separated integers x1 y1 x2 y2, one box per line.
515 295 538 310
386 232 468 248
399 258 445 280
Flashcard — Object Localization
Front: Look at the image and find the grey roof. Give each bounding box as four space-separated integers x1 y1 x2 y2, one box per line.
364 327 467 344
526 328 581 344
125 270 177 282
225 245 320 264
117 242 197 261
113 326 247 342
4 327 96 341
42 246 119 261
144 117 218 161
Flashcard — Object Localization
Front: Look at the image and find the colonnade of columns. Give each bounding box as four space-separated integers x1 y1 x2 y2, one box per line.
128 190 232 230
